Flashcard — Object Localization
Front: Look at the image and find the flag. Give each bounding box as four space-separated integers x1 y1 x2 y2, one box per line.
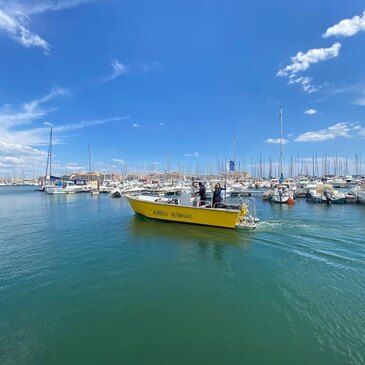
226 160 235 172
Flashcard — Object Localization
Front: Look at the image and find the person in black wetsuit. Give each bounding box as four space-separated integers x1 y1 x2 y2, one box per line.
196 182 207 206
212 183 226 208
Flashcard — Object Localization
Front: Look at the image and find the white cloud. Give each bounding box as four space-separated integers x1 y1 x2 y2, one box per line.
265 138 289 144
54 117 128 133
327 82 365 106
323 11 365 38
0 9 50 52
103 59 163 81
64 163 84 171
184 152 199 158
277 43 341 93
0 0 97 52
295 122 360 142
0 87 70 129
104 59 129 81
20 0 99 14
0 87 129 146
353 94 365 106
0 87 71 146
159 122 165 126
7 116 127 146
112 158 126 164
278 43 341 76
135 61 164 74
0 88 129 173
0 141 46 171
305 108 317 115
132 123 139 128
354 98 365 106
0 115 127 171
2 156 24 165
0 141 45 156
0 87 130 172
288 76 320 93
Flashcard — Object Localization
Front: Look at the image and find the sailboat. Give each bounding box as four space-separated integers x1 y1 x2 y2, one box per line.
39 126 54 191
269 107 295 204
39 125 62 192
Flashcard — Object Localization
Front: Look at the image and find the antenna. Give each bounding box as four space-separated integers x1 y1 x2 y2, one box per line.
233 133 236 165
280 107 283 174
88 144 91 173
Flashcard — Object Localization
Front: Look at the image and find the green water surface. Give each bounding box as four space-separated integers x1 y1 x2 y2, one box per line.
0 187 364 364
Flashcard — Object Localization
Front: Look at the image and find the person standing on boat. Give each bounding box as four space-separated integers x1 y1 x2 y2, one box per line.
212 183 226 208
196 182 207 206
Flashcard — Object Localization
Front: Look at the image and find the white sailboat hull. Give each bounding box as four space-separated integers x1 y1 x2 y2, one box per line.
46 187 66 194
270 194 290 204
358 191 365 205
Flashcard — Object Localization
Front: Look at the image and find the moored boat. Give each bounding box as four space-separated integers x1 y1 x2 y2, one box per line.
332 177 347 188
354 182 365 205
267 106 295 205
45 181 83 194
345 191 357 204
307 184 345 204
269 183 295 204
358 191 365 205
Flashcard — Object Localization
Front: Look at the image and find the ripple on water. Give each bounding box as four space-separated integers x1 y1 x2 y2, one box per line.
1 188 365 364
277 277 365 365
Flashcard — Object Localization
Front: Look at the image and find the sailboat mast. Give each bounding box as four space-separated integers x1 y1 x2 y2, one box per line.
233 133 236 166
88 144 91 173
45 126 53 181
279 106 283 180
49 126 52 179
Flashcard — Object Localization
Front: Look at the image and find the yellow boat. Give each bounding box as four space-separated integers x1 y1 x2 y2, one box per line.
126 194 256 229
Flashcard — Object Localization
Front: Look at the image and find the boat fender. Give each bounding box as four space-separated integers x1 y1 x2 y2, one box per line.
287 197 295 205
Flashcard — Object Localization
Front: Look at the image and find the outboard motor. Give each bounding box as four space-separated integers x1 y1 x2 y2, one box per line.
109 187 122 198
323 189 332 204
279 189 283 203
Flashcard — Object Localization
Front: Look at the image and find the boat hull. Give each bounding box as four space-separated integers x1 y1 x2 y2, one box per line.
309 196 323 204
270 194 290 203
331 197 346 204
358 192 365 205
126 196 241 229
45 188 66 194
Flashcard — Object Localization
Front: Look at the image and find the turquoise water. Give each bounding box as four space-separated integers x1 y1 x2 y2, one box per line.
0 186 364 365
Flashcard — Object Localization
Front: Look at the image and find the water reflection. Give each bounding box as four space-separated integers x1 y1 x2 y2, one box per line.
127 214 254 249
198 241 226 261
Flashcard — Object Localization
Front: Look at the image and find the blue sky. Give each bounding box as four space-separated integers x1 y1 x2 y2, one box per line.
0 0 364 176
